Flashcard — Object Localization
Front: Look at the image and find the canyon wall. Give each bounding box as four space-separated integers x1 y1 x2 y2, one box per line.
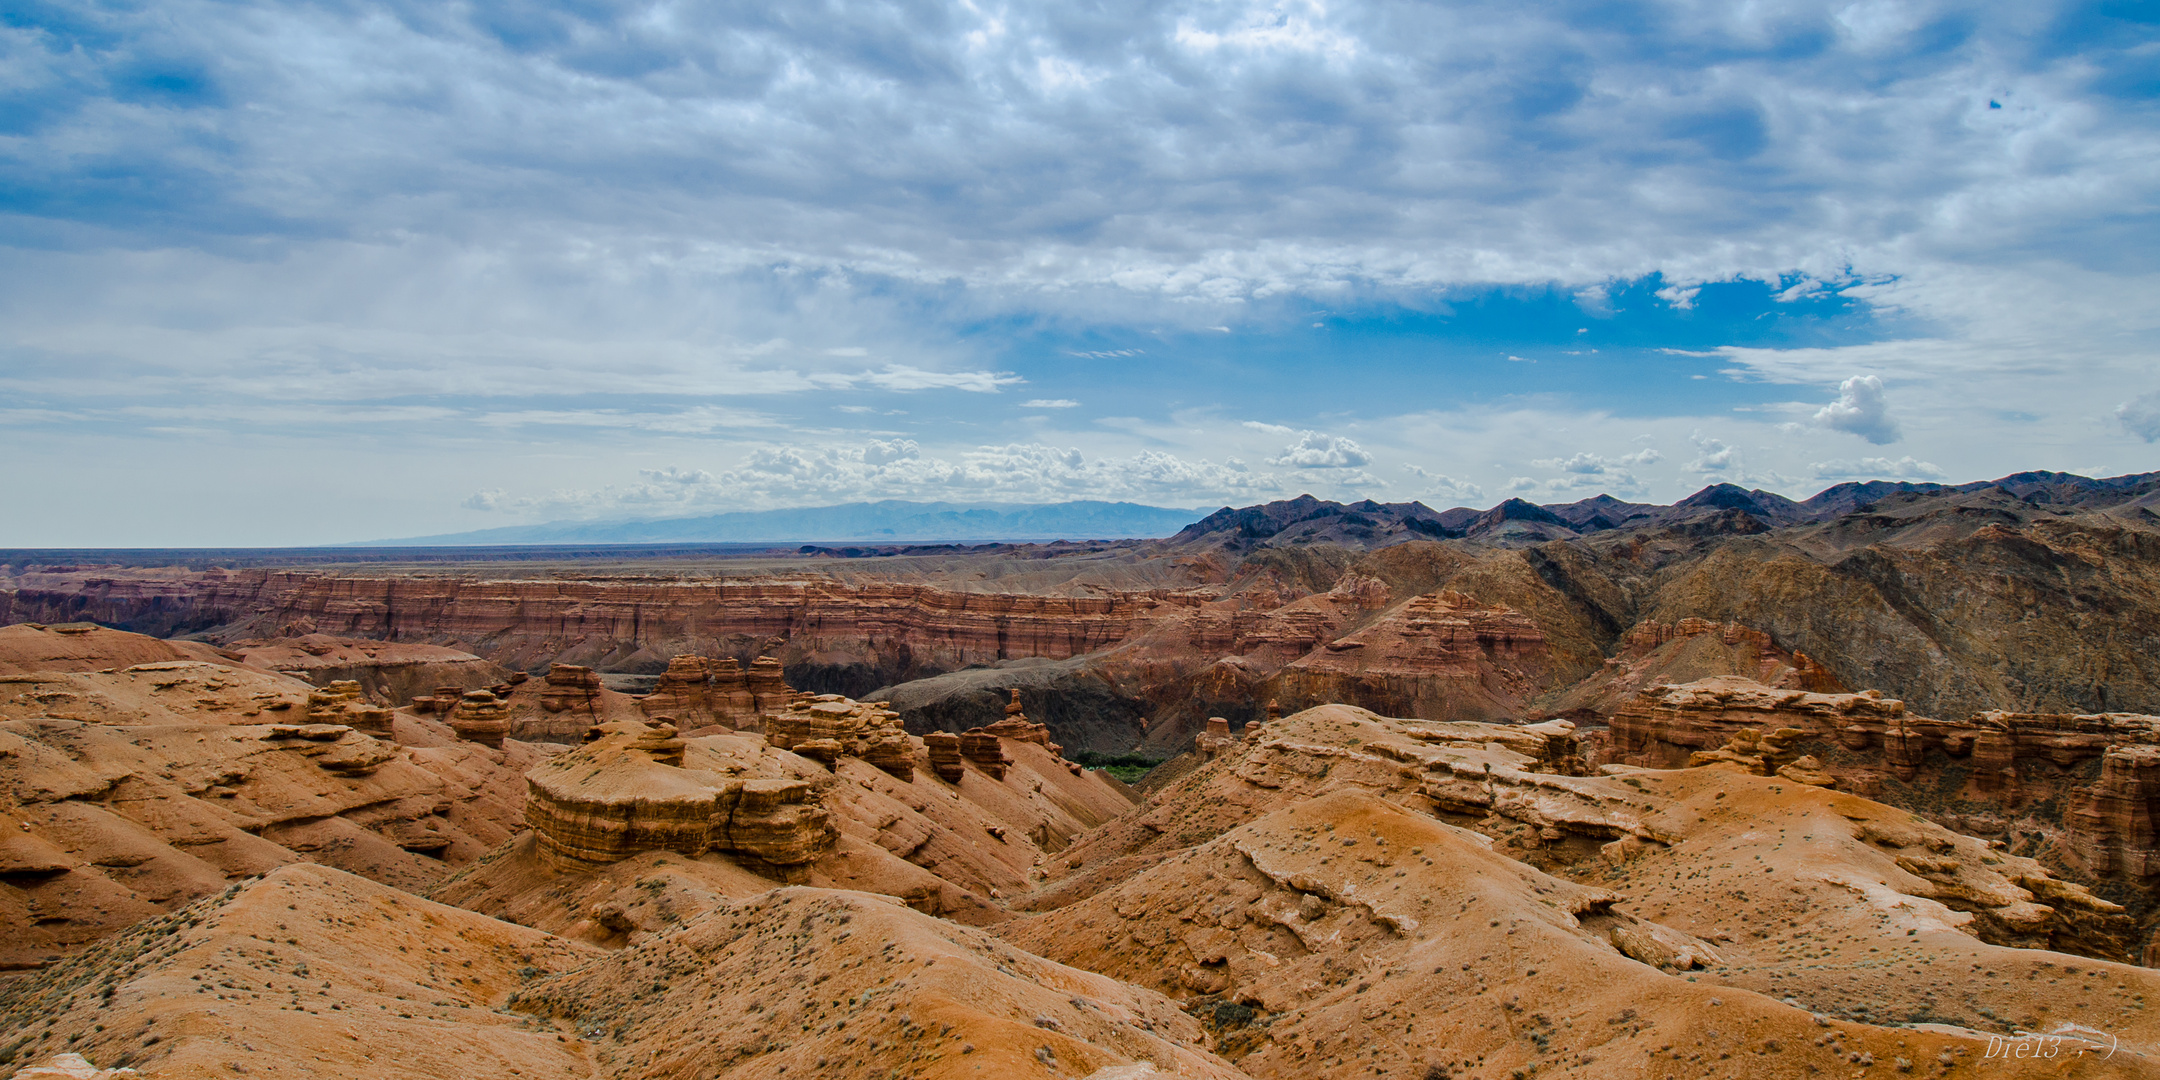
1604 676 2160 934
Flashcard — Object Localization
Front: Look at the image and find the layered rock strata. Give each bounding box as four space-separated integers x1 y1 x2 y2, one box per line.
923 730 965 783
959 731 1012 779
637 653 798 731
1265 590 1556 721
2070 745 2160 883
446 689 512 749
301 679 392 736
538 663 605 716
1607 676 2160 915
763 694 915 781
1607 676 1919 769
221 634 507 703
524 720 837 878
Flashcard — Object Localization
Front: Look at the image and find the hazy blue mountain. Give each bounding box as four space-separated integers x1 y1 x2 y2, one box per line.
359 501 1217 546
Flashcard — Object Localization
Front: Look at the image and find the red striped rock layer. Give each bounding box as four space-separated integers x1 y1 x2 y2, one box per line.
20 571 1180 674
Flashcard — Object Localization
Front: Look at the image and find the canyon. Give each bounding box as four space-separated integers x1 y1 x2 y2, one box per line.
4 473 2160 1077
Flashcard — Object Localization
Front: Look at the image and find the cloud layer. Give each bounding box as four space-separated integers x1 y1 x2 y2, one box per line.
0 0 2154 543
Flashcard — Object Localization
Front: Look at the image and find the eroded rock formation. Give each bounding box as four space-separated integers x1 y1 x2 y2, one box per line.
301 679 392 736
763 694 915 781
524 720 837 877
446 688 512 749
636 653 799 732
1266 590 1556 721
924 730 964 783
0 664 538 967
221 634 507 703
1195 716 1239 759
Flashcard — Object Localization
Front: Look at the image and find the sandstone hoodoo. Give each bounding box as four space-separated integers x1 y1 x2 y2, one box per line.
762 693 915 780
635 653 799 732
446 687 513 748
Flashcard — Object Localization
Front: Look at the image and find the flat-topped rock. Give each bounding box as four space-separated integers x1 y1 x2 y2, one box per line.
525 720 836 877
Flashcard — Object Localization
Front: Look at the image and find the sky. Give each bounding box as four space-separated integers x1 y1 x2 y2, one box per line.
2 0 2157 546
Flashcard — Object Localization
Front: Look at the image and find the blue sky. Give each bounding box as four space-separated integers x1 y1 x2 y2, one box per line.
2 0 2157 544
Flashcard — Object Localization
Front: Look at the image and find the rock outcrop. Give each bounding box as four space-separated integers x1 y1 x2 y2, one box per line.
445 688 512 748
1607 676 1920 769
762 694 915 780
636 653 799 732
220 634 508 703
2069 744 2160 883
1266 590 1556 721
0 701 539 966
924 730 965 782
1195 715 1239 759
301 678 392 736
1546 617 1847 716
524 720 837 878
959 730 1012 779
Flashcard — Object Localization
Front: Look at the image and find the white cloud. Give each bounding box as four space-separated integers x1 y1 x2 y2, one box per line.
848 366 1023 393
1809 457 1950 481
467 439 1291 519
1685 432 1738 473
1531 449 1661 474
1022 399 1081 408
3 0 2157 543
461 488 507 511
2119 392 2160 443
1813 375 1901 445
1400 464 1483 504
1268 431 1374 469
637 467 717 486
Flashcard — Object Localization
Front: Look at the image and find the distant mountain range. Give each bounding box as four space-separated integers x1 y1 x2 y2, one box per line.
360 500 1219 546
359 471 2160 548
1167 470 2160 550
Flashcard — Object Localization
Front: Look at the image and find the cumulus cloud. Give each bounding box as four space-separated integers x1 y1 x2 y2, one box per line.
1684 432 1739 475
1505 474 1651 499
1809 457 1950 481
1267 431 1374 469
1400 464 1483 504
2119 393 2160 442
461 489 508 512
1813 376 1902 444
1531 449 1661 474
